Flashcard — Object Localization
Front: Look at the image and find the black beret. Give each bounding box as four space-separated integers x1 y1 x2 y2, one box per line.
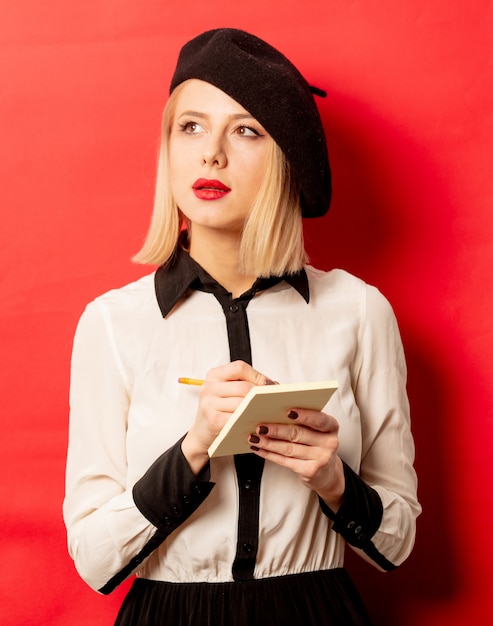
169 28 331 218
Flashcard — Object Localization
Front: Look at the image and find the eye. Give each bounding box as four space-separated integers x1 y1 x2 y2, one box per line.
234 125 260 137
179 121 204 134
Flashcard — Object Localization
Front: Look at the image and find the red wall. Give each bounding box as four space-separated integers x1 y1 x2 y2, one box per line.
1 2 492 624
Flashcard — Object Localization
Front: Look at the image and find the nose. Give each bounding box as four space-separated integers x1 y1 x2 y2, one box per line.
202 134 227 168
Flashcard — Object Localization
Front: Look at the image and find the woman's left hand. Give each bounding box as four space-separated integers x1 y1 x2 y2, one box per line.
248 409 345 512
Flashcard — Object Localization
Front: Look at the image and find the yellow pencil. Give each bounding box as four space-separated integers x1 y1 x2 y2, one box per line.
178 377 205 386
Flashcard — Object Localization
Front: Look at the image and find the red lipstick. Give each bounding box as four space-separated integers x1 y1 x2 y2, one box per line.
192 178 231 200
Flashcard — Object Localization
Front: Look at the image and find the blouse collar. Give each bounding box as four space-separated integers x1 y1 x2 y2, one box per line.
154 244 309 318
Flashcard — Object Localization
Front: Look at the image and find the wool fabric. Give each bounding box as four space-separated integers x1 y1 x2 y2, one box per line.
170 28 331 218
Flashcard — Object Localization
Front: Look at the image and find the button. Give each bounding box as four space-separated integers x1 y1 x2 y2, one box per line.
242 542 254 554
229 304 239 313
347 521 355 529
172 505 180 516
244 480 253 490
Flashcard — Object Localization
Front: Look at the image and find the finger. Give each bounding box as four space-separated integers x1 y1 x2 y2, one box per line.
250 435 317 460
277 409 340 434
249 434 338 471
206 360 269 386
200 379 255 400
206 395 248 414
198 395 247 435
253 423 330 449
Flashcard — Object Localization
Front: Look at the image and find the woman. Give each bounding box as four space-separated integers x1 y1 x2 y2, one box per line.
63 28 421 625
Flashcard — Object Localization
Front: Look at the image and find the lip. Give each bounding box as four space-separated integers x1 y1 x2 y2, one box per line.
192 178 231 200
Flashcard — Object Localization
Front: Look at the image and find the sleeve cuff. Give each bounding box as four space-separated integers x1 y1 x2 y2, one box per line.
133 435 215 531
319 461 383 548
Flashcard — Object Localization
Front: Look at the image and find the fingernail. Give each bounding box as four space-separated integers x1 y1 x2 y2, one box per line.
249 434 260 443
265 378 279 385
250 446 260 452
258 426 269 435
288 410 298 420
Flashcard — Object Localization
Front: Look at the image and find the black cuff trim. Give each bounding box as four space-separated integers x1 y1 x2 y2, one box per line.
98 528 167 595
133 436 215 530
99 438 215 595
319 461 396 572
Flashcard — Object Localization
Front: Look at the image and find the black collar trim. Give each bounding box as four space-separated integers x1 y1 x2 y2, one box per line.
154 247 309 318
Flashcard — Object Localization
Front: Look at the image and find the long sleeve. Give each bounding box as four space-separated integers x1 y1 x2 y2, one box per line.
325 283 420 570
64 267 421 592
63 299 214 593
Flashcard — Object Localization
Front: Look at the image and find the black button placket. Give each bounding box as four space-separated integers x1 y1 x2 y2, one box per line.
212 293 265 582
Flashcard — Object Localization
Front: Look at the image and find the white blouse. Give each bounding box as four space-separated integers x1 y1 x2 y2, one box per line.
63 262 420 593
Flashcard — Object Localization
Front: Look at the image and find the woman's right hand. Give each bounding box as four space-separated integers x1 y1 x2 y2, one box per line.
181 360 270 474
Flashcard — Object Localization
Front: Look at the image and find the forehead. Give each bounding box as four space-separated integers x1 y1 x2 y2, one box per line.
174 79 253 117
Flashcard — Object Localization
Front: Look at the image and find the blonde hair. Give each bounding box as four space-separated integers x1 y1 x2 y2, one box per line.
133 84 308 276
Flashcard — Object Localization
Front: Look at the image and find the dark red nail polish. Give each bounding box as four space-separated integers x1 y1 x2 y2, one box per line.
259 426 268 435
288 410 298 419
250 445 260 452
249 434 260 443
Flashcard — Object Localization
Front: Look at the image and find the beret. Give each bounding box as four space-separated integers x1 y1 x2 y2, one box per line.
170 28 331 218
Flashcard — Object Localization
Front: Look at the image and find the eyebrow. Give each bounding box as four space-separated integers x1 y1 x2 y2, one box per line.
178 110 256 121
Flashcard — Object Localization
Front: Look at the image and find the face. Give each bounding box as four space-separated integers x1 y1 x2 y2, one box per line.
168 79 273 238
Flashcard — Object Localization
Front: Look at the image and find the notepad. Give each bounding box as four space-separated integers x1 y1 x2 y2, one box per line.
208 380 338 458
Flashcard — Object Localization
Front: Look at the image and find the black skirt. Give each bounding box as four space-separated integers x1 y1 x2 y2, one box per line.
114 568 373 626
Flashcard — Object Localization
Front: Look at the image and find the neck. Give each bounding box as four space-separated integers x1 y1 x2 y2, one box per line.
188 228 256 298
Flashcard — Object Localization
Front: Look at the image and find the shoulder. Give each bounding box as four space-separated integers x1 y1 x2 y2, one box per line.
305 266 365 290
304 265 396 321
72 273 162 363
77 272 159 330
88 272 157 311
305 265 382 299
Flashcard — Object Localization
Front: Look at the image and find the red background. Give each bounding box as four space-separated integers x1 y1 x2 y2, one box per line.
1 2 492 624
